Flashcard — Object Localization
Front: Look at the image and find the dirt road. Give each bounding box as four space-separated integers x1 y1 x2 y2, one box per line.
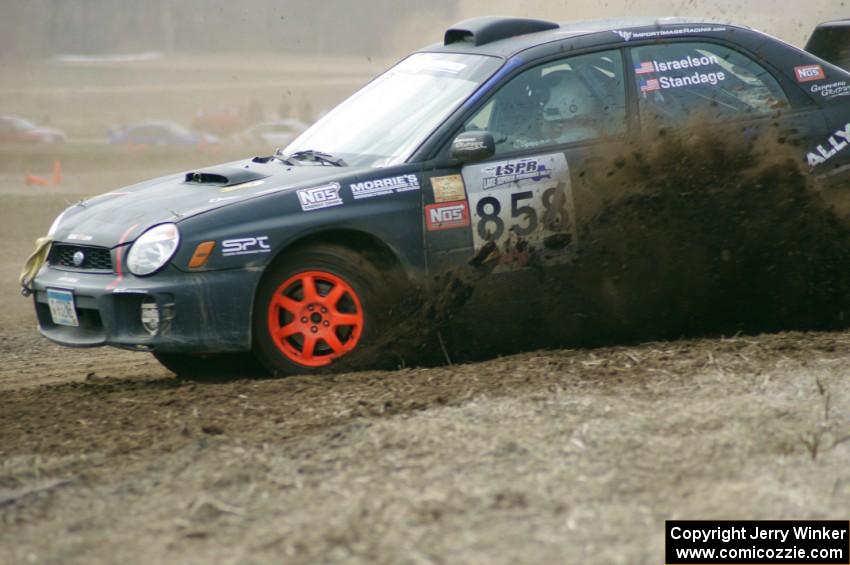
2 323 850 564
1 59 849 564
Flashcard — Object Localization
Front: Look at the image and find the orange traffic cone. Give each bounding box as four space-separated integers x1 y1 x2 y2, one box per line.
24 159 62 186
25 173 50 186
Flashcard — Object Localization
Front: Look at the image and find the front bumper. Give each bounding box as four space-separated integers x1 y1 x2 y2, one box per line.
32 264 262 353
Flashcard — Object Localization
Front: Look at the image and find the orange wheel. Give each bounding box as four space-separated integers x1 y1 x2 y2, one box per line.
253 244 409 376
266 270 364 367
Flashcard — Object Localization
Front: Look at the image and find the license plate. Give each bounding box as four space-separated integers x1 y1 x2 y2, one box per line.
47 288 79 327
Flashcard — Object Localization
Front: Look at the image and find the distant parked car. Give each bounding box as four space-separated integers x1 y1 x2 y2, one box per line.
192 101 263 136
108 120 217 146
232 119 309 147
0 115 66 144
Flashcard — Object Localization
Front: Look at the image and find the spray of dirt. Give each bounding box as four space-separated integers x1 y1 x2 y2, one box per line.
551 123 850 345
381 123 850 365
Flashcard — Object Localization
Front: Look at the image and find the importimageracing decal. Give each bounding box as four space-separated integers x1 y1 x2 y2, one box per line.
612 25 726 43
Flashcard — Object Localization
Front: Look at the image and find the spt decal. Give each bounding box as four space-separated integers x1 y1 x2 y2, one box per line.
222 236 271 256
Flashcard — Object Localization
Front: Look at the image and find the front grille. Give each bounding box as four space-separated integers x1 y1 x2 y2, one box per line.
49 243 113 272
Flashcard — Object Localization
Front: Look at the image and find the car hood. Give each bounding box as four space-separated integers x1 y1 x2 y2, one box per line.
52 159 357 247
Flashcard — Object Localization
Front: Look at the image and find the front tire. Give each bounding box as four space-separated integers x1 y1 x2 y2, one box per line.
252 244 401 376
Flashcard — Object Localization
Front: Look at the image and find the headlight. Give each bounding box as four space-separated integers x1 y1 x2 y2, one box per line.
126 223 180 276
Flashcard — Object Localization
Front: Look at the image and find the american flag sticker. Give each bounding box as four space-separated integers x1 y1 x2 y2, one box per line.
634 61 655 75
640 77 660 92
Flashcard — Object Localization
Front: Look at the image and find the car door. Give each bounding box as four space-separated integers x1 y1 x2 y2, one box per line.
423 48 633 357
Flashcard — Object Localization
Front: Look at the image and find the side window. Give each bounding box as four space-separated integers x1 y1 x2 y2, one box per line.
464 50 627 155
630 42 788 126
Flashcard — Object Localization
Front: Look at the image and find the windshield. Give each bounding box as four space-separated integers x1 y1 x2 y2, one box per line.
283 52 503 167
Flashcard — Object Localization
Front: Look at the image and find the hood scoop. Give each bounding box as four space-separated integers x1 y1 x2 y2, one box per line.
184 166 269 187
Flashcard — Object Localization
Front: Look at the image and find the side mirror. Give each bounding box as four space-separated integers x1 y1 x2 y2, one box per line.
450 131 495 163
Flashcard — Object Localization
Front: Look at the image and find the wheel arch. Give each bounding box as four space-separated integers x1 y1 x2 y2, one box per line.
268 228 411 278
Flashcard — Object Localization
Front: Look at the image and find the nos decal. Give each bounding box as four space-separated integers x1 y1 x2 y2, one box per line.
425 201 470 231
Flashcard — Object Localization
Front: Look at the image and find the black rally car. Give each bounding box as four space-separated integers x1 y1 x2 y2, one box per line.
22 16 850 375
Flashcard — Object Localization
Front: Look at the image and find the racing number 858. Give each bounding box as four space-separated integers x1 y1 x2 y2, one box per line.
476 186 570 242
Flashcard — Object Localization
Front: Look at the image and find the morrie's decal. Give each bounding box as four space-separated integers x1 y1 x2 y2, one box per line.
794 64 825 83
350 174 420 200
67 233 93 241
425 201 470 231
614 26 726 42
481 157 551 190
807 123 850 167
297 183 343 211
431 174 466 203
811 81 850 99
221 236 271 256
219 179 265 193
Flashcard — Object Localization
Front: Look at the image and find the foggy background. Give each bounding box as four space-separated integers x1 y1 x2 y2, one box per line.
0 0 844 144
0 0 844 59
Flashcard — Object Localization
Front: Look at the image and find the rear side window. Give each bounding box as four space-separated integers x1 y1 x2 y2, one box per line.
630 42 788 126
